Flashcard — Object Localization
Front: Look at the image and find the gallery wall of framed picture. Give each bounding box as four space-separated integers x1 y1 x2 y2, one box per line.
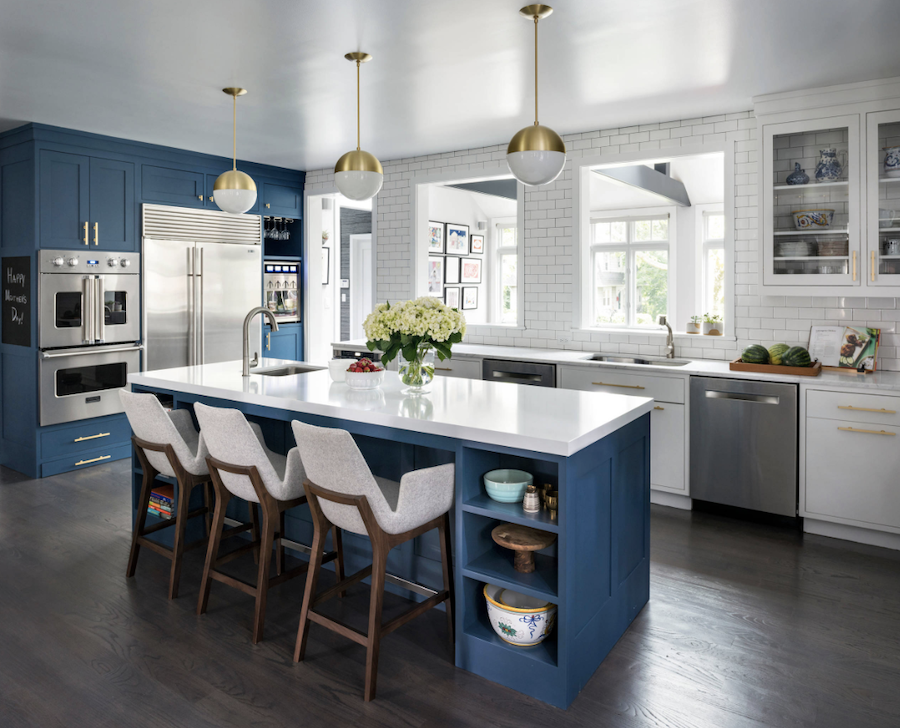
425 220 484 315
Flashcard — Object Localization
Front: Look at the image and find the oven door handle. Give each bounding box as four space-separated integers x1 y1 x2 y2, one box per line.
94 276 105 343
40 344 144 359
82 276 94 344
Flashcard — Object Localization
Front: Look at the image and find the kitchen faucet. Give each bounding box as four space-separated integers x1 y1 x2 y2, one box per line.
659 315 675 359
243 307 279 376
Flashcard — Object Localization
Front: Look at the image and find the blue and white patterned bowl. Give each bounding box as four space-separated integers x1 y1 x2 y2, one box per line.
484 584 557 647
884 146 900 178
792 209 835 230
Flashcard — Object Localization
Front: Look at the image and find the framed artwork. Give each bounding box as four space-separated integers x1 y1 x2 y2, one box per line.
444 256 460 284
444 286 460 309
428 221 445 253
446 223 469 255
470 234 485 254
322 247 330 285
460 257 482 284
462 286 478 310
427 256 444 296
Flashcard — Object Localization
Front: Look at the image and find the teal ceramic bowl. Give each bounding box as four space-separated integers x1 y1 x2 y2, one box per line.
483 469 533 503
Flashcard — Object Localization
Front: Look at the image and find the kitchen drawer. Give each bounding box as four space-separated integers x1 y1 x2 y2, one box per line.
559 365 685 404
806 389 900 427
40 414 131 459
805 416 900 530
41 442 132 478
650 403 686 492
433 357 481 380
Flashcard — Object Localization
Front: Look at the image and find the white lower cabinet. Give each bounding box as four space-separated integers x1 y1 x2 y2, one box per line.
805 391 900 533
558 365 688 494
433 356 481 380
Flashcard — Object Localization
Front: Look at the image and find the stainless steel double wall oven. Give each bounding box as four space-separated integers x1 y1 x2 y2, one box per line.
39 250 142 426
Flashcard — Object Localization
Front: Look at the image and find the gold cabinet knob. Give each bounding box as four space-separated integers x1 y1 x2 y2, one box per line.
198 195 203 200
208 196 214 202
266 203 271 208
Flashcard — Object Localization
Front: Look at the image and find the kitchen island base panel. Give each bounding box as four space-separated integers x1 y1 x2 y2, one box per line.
128 384 650 709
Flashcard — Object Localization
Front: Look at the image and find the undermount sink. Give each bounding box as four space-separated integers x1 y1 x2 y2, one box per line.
584 354 690 367
255 364 322 376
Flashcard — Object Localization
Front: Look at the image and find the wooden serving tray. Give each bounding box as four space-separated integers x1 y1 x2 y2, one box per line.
729 358 822 377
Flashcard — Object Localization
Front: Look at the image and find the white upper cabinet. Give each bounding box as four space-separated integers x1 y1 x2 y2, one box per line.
755 76 900 295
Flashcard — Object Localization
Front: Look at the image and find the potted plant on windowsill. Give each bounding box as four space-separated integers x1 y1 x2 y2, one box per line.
687 315 702 335
703 313 723 336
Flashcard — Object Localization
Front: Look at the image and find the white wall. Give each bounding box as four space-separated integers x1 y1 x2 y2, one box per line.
305 112 900 371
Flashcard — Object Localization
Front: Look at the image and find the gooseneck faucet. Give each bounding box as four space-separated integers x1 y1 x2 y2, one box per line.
243 307 279 376
659 315 675 359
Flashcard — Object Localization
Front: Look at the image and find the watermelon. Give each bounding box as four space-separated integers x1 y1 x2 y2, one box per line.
768 343 791 365
742 344 770 364
782 346 812 368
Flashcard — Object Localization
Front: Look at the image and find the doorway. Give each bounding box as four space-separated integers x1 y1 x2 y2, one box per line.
350 234 373 341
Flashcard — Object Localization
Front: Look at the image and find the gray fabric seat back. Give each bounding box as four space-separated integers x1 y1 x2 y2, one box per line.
194 402 289 503
119 389 207 477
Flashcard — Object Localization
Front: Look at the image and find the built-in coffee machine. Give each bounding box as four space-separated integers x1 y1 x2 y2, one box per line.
264 260 300 323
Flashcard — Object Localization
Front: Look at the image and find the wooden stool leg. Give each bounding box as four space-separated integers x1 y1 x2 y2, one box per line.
294 519 328 662
364 545 388 702
276 511 286 577
197 483 231 616
249 502 261 565
167 479 192 600
332 526 345 598
203 482 213 538
126 466 155 578
438 513 454 648
251 509 276 644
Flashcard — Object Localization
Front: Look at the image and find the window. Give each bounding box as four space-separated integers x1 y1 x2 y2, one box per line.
702 210 725 319
495 222 518 324
589 213 671 328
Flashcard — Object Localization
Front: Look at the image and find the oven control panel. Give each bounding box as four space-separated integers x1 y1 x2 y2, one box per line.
40 250 140 274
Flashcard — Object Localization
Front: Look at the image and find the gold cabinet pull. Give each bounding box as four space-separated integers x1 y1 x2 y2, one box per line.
83 221 89 245
266 332 271 351
75 454 112 466
266 203 271 209
592 381 645 390
208 196 214 201
871 250 876 282
837 405 896 414
434 367 452 371
93 221 99 245
852 250 857 281
838 426 895 436
653 405 664 410
74 432 110 443
198 195 203 200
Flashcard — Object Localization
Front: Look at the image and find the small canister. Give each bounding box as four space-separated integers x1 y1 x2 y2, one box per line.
523 484 541 513
884 239 900 256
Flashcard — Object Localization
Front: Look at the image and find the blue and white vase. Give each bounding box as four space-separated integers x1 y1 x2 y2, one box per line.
786 162 809 185
815 148 843 183
884 146 900 178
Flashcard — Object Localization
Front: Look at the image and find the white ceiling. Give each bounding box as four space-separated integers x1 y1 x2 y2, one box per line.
2 0 900 172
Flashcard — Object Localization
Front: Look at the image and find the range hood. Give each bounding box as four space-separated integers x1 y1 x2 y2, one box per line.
594 163 691 207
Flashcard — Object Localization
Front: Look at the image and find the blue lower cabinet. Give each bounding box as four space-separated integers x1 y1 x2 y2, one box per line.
265 323 303 360
42 442 132 477
39 413 132 476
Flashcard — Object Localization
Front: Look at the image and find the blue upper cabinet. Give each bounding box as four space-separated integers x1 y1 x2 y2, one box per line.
262 182 302 218
39 150 90 249
89 157 135 251
141 165 205 208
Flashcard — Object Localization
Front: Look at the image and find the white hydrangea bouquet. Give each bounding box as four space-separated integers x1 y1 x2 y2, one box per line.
364 297 466 392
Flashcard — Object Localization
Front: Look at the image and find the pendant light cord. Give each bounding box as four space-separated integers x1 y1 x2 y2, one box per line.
534 15 539 126
232 92 237 171
356 59 361 151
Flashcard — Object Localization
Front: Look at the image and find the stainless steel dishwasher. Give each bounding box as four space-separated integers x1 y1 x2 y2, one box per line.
690 377 798 517
482 359 557 387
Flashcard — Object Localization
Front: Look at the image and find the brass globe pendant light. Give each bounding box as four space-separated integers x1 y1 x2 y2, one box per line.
213 87 257 214
507 5 567 186
334 52 384 201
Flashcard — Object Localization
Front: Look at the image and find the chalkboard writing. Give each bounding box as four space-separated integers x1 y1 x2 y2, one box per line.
2 257 31 347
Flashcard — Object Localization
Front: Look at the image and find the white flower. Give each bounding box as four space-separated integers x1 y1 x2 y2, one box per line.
363 297 467 345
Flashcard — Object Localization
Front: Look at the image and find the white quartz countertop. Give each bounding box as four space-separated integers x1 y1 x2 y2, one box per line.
128 359 654 457
333 340 900 392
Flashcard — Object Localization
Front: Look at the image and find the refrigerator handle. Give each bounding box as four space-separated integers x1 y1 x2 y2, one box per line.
94 276 105 343
198 247 204 364
187 246 195 367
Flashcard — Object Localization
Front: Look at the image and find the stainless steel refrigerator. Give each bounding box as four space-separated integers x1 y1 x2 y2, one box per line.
143 238 262 371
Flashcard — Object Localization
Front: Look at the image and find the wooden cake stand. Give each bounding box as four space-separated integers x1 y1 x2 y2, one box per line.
491 523 557 573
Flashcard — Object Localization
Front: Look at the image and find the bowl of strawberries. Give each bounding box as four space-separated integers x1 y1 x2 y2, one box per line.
344 358 386 390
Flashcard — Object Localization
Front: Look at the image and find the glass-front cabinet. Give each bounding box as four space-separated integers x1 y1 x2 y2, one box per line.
761 115 861 287
866 109 900 286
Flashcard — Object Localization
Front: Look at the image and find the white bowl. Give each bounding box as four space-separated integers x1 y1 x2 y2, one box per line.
327 359 348 382
483 469 533 503
483 583 556 647
345 369 386 390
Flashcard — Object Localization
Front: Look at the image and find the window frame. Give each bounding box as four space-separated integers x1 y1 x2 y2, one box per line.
492 216 518 325
588 206 676 329
697 203 726 319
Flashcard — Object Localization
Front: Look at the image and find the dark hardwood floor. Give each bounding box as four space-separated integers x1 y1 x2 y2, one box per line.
1 460 899 727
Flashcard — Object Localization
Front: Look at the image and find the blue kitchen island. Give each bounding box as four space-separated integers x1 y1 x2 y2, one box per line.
128 359 653 709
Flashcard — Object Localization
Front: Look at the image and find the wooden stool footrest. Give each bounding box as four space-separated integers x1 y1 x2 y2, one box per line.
313 564 373 607
382 590 449 638
209 569 258 597
308 611 368 646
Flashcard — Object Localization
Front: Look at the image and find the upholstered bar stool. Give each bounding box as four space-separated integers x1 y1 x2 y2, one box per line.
194 403 343 644
291 420 455 702
121 390 215 600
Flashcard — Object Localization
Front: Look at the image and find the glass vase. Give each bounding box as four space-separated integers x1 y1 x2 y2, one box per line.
399 345 435 394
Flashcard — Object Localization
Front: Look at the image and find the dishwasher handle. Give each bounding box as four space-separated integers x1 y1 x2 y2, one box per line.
704 390 780 405
492 371 543 383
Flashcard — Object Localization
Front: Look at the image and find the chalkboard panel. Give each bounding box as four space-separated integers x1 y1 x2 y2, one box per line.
2 257 32 347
